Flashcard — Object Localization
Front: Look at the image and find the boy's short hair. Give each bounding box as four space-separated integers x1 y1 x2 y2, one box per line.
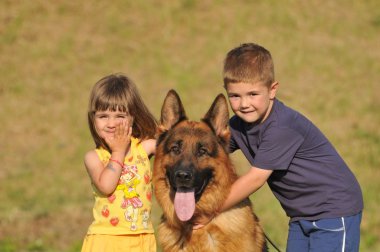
223 43 275 88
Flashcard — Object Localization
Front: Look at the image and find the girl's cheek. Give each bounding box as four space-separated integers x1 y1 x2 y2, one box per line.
128 116 134 126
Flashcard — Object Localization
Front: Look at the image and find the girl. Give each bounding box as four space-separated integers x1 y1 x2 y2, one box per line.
81 74 157 252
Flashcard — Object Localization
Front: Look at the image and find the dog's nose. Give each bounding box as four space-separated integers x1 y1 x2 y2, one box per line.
175 170 193 182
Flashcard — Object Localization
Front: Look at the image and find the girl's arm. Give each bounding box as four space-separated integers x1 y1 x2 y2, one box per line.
85 120 132 196
84 150 124 195
142 139 156 157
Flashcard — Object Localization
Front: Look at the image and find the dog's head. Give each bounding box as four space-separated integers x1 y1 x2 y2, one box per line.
153 90 237 224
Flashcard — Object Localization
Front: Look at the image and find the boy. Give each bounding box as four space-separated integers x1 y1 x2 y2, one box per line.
198 43 363 252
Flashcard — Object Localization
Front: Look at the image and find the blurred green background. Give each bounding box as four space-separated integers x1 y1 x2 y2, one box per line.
1 0 379 251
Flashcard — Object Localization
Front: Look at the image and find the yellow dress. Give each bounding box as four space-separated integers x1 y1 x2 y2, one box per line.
81 137 156 252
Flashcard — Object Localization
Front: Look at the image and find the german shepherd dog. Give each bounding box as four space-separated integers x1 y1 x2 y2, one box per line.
153 90 266 252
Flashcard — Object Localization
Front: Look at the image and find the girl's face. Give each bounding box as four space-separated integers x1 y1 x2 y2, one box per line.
226 81 278 124
94 109 132 140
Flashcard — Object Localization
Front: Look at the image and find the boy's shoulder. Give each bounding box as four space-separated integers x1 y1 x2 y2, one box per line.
229 99 299 128
229 114 242 127
270 99 314 134
229 99 312 138
271 99 300 123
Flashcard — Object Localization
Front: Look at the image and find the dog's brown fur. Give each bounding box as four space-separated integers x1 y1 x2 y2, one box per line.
153 90 266 252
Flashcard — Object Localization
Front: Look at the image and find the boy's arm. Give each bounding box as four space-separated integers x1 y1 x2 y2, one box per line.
221 166 272 212
193 166 271 229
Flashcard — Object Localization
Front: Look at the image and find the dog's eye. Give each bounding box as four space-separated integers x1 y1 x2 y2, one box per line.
170 145 181 155
197 147 208 157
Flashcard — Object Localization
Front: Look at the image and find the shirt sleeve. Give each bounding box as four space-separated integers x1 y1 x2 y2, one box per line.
228 116 241 153
229 133 239 153
252 127 304 170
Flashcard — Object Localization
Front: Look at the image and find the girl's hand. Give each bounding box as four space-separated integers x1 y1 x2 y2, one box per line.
105 119 132 156
85 117 132 196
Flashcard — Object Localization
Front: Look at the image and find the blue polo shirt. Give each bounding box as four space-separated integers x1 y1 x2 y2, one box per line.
229 99 363 222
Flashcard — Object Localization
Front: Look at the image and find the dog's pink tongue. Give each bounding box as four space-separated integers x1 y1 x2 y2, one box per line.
174 190 195 222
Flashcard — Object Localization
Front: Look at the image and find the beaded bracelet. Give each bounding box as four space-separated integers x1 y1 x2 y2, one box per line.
109 158 124 168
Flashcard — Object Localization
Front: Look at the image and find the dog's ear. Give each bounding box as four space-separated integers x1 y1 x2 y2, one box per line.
158 89 187 133
203 94 230 142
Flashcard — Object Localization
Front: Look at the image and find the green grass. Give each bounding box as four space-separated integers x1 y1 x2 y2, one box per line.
1 0 379 251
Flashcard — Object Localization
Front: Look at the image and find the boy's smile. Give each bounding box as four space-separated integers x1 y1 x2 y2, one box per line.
226 81 278 124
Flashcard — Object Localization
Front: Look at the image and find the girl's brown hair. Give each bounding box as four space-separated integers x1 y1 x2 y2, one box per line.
88 74 157 151
223 43 275 88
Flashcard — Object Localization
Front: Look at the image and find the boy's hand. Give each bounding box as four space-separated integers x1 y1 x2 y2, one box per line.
192 213 215 230
105 119 132 156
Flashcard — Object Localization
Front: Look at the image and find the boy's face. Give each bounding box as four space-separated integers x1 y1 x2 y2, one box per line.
226 81 278 124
